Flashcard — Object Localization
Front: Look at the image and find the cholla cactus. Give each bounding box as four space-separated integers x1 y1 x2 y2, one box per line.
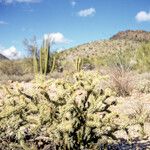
0 71 118 149
47 71 118 149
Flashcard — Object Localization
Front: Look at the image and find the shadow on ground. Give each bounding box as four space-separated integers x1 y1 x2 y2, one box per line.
100 138 150 150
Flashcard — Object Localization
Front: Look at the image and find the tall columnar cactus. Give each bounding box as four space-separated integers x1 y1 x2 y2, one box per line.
75 57 83 72
33 37 56 80
39 46 50 75
33 52 38 76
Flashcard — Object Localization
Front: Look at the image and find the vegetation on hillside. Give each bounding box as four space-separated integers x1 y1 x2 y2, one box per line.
136 42 150 72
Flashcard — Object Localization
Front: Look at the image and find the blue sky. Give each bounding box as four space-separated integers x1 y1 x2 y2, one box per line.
0 0 150 59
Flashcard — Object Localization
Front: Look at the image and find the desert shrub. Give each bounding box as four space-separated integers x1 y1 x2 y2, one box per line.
127 102 150 138
109 67 134 97
0 60 24 76
62 60 75 74
137 79 150 93
107 49 135 96
0 59 33 83
136 42 150 72
134 70 150 94
93 56 109 67
107 49 135 72
0 59 33 76
0 71 119 150
0 73 34 83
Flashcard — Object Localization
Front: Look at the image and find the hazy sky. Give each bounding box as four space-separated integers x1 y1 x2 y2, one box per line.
0 0 150 59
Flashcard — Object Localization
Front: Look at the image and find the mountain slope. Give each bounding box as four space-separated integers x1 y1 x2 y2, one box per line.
0 54 8 60
59 30 150 62
110 30 150 42
60 39 140 62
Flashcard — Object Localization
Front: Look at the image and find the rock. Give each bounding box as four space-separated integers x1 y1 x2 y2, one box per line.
144 123 150 136
0 53 8 60
128 124 142 138
8 80 13 83
114 130 129 140
82 63 94 71
57 66 63 73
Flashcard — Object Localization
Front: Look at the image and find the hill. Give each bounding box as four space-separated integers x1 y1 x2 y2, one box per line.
59 39 140 62
0 54 8 60
59 30 150 62
110 30 150 42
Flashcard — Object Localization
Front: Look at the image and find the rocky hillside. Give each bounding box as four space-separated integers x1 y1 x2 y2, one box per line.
0 54 8 60
110 30 150 42
60 39 140 62
59 30 150 62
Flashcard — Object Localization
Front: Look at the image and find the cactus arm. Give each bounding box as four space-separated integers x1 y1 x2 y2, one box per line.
33 48 38 76
44 47 49 75
50 56 56 73
40 47 43 74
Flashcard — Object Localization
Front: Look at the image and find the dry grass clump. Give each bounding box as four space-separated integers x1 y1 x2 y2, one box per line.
0 59 33 82
0 59 33 75
109 67 134 97
0 73 33 84
127 102 150 138
107 48 136 97
134 72 150 94
0 60 24 76
137 79 150 94
129 102 150 123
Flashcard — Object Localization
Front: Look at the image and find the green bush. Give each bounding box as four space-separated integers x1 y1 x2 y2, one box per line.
0 71 119 150
136 42 150 72
107 49 135 71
